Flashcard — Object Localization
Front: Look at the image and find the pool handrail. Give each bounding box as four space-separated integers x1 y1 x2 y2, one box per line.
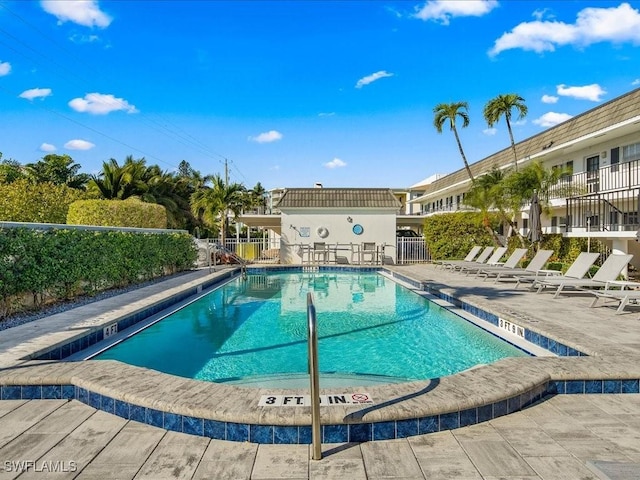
307 292 322 460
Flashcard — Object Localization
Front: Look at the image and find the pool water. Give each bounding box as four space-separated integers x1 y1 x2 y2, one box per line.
94 272 529 386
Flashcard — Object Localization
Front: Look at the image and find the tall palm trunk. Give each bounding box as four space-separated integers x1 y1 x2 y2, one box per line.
453 127 474 181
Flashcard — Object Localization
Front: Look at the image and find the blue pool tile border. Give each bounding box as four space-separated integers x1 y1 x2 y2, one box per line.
1 380 638 444
388 270 587 358
32 271 237 362
12 265 631 444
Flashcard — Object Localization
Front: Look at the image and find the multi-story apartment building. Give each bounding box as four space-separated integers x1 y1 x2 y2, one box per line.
409 87 640 268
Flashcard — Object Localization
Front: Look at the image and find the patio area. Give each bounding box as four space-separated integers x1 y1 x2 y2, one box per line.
0 263 639 478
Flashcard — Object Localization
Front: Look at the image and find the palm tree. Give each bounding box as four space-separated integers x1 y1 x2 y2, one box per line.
483 94 528 171
88 156 150 200
433 102 474 181
190 174 246 242
248 182 267 212
88 158 129 199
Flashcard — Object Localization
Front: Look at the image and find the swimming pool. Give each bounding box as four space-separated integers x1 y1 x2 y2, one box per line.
93 271 529 386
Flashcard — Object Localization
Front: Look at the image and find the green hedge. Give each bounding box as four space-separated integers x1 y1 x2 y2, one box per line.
0 228 197 319
0 179 85 223
67 198 167 228
423 212 501 261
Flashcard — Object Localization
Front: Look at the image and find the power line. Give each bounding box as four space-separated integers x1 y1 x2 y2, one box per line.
0 1 251 180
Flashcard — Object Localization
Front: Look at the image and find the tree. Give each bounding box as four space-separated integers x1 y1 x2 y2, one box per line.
88 155 148 200
0 158 26 184
248 182 267 211
88 158 130 199
24 154 89 189
433 102 474 181
190 174 246 241
483 94 528 171
464 168 505 246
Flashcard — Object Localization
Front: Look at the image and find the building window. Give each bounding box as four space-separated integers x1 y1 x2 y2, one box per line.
622 142 640 163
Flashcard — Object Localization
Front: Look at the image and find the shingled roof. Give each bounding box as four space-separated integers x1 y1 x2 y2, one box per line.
276 188 402 209
421 87 640 196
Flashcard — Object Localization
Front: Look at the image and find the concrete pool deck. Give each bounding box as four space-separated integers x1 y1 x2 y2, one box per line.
1 263 640 478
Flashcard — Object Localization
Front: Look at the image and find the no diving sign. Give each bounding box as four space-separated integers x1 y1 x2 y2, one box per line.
258 393 374 407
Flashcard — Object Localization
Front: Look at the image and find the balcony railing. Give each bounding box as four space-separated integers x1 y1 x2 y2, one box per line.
566 188 640 233
550 158 640 199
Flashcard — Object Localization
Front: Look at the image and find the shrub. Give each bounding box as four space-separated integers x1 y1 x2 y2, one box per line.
67 198 167 228
0 228 196 319
0 179 85 223
423 212 500 260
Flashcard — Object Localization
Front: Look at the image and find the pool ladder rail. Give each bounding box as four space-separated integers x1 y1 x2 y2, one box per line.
307 292 322 460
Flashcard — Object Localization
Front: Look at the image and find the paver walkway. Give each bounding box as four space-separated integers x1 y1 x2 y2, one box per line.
1 264 639 479
0 394 639 479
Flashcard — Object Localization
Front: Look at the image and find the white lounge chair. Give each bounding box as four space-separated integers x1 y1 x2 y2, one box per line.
488 249 554 283
589 283 640 314
458 247 508 275
436 245 482 269
535 253 634 298
446 246 494 271
474 248 528 279
514 252 600 289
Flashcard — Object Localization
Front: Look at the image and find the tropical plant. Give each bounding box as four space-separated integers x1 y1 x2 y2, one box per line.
25 154 89 189
0 158 26 184
190 174 246 241
463 168 505 246
247 182 267 211
433 102 474 181
483 94 528 171
88 158 131 199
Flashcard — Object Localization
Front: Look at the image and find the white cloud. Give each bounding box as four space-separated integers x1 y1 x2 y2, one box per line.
489 3 640 57
39 143 56 152
324 158 347 169
41 0 112 28
248 130 283 143
414 0 498 25
355 70 394 88
633 79 640 85
69 93 137 114
70 33 101 44
557 84 606 101
532 8 554 22
318 112 335 117
483 127 497 136
19 88 52 100
533 112 573 128
64 139 95 150
541 94 559 104
0 61 11 76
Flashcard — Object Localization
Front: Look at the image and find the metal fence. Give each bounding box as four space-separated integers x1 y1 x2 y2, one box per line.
199 237 431 265
395 237 431 264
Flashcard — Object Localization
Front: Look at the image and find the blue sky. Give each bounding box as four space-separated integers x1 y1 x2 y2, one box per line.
1 1 640 190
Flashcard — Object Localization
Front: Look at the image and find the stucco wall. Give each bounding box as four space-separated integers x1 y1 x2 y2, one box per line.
279 209 397 265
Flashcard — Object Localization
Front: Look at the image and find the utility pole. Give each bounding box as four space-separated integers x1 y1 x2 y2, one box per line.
224 158 229 187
